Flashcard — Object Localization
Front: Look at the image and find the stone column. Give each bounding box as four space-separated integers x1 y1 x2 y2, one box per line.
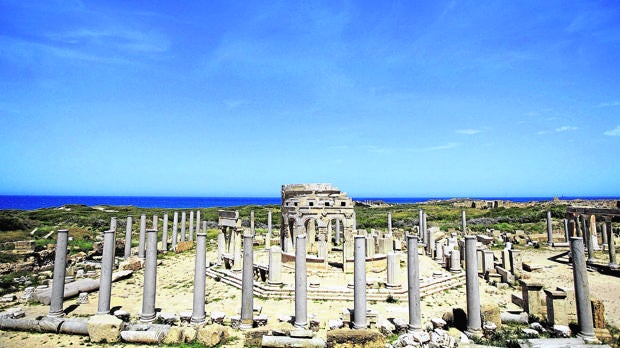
266 210 272 249
189 211 194 242
202 221 206 236
140 229 158 322
584 216 594 264
233 229 242 272
152 215 158 230
386 251 399 288
462 210 467 234
181 212 186 242
97 229 116 315
353 235 367 329
407 235 421 331
240 231 254 329
191 231 207 324
564 218 569 242
418 209 424 243
387 212 392 235
435 240 444 262
335 219 341 246
195 210 201 237
48 229 69 318
124 216 133 259
268 246 282 285
423 213 429 247
570 237 595 339
450 250 461 272
465 235 482 333
172 212 179 249
601 222 608 248
162 212 169 252
217 230 225 266
294 235 307 328
110 217 117 231
138 214 146 259
606 217 617 268
546 211 553 246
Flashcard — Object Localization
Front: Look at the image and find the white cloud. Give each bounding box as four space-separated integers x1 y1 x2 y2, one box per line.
555 126 578 132
410 142 459 152
597 101 620 108
604 125 620 136
455 129 481 135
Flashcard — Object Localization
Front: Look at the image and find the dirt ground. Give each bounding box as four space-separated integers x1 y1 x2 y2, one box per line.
0 242 618 347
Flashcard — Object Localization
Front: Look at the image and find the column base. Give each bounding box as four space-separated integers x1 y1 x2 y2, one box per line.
384 282 401 289
268 280 283 286
609 263 619 270
465 328 483 338
190 315 206 324
407 324 422 333
239 320 254 330
577 332 599 344
96 310 110 315
139 313 156 323
47 310 65 318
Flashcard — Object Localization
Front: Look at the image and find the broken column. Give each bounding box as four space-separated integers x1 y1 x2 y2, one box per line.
172 211 178 249
268 246 282 285
138 214 146 259
181 211 186 242
97 229 116 315
353 235 367 329
602 221 608 249
294 235 307 328
240 230 255 329
564 218 569 242
385 252 399 288
465 235 481 334
152 214 158 230
407 235 421 331
387 212 392 235
124 215 133 259
570 236 595 339
48 229 69 318
450 249 461 272
546 211 553 246
418 209 424 243
140 229 158 323
191 230 207 324
162 212 169 252
110 217 117 231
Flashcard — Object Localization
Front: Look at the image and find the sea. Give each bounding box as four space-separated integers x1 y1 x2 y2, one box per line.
0 195 617 210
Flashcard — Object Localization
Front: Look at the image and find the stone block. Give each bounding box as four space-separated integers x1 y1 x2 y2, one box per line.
481 302 501 329
87 314 123 343
119 256 143 271
175 241 195 253
182 326 197 343
162 326 183 345
377 319 394 335
243 327 269 347
326 328 385 348
197 324 228 347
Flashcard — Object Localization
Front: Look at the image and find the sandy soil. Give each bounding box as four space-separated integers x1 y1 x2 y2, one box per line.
1 242 618 347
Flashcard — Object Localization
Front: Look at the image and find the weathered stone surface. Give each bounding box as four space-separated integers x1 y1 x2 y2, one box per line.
481 302 501 329
431 317 447 329
553 324 571 337
182 326 197 343
119 256 143 271
196 324 229 347
243 327 270 347
162 326 183 345
592 298 606 329
378 319 394 335
87 314 123 343
521 328 540 337
271 321 295 336
326 329 385 348
175 241 195 253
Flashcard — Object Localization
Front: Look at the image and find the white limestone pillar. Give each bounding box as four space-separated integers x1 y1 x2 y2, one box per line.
462 210 467 234
546 211 553 246
352 235 367 329
172 211 178 250
195 210 201 238
181 211 186 242
268 246 282 285
240 231 254 329
387 212 392 235
570 237 595 339
407 235 421 331
140 229 158 322
465 235 481 333
191 231 207 324
217 230 225 266
294 235 307 328
266 210 272 249
162 212 169 252
138 214 146 259
124 215 132 259
97 229 116 315
189 211 194 242
48 229 69 318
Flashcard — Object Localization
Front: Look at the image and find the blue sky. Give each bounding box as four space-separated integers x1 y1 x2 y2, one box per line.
1 1 619 197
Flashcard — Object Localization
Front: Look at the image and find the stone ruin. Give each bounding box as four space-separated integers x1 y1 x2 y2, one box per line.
0 186 617 347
